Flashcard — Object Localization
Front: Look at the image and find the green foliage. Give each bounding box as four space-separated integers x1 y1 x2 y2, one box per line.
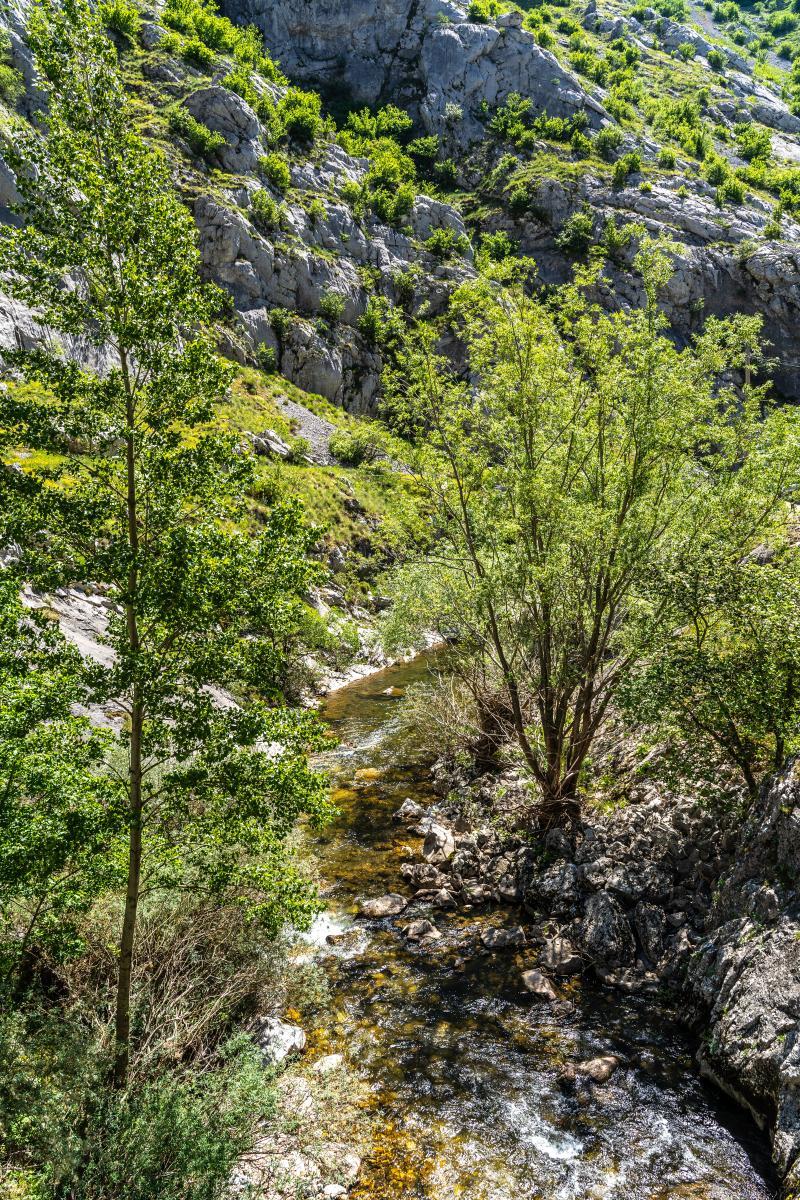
182 35 216 69
477 229 519 266
468 0 500 21
623 551 800 797
612 149 641 187
595 124 625 161
407 134 439 162
0 29 24 105
716 175 746 205
0 578 122 974
555 205 595 255
647 96 713 159
767 8 798 33
258 152 291 193
707 46 726 69
735 120 772 162
600 215 644 262
383 247 796 821
278 87 325 142
318 289 345 323
0 0 330 1083
329 425 386 466
168 106 225 159
676 40 697 59
256 343 277 372
658 145 677 168
162 0 283 81
363 141 416 226
98 0 142 40
490 94 590 152
704 152 730 184
424 226 471 260
251 188 285 230
344 104 413 141
357 296 404 348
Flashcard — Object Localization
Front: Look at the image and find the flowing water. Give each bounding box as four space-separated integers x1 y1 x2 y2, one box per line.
304 656 777 1200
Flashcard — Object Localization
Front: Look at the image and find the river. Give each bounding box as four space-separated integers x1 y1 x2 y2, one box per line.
304 655 777 1200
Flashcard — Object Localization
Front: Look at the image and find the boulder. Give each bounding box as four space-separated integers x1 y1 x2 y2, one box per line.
422 822 456 864
577 1054 621 1083
542 935 583 975
480 925 526 950
253 1016 306 1064
184 86 263 174
580 891 636 967
403 918 441 941
521 968 558 1001
393 798 425 824
633 900 666 963
360 893 407 918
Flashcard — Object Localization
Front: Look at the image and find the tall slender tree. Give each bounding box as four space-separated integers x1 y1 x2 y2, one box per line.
0 0 330 1086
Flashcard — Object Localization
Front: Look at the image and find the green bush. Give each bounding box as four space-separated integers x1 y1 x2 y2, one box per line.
168 108 225 159
0 31 23 106
704 153 729 184
183 35 216 69
278 87 325 142
269 307 293 342
707 46 726 69
716 175 745 206
479 230 518 262
318 290 345 323
468 0 500 21
555 206 594 255
676 40 697 59
424 226 470 260
258 152 291 193
251 189 284 230
735 121 772 162
341 179 364 212
658 145 677 168
407 135 439 162
434 158 459 187
595 124 625 160
329 426 385 466
768 9 797 33
162 0 283 81
98 0 142 40
256 344 277 373
612 150 641 187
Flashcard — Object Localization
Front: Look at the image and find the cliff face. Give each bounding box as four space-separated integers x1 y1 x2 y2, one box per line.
2 0 800 403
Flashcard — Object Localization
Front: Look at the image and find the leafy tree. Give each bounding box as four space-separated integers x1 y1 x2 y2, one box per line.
383 249 797 825
623 548 800 798
0 0 330 1085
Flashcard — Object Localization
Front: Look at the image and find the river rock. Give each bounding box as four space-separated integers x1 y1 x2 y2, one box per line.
580 891 636 967
393 798 425 824
400 862 449 890
577 1055 621 1083
404 918 441 941
521 968 558 1001
429 887 457 910
312 1053 344 1075
633 900 666 963
481 925 527 950
360 893 407 918
542 935 583 975
253 1016 306 1064
422 822 456 864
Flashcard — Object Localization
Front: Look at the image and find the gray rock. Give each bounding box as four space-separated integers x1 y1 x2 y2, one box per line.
185 86 264 173
422 822 456 864
577 1054 621 1083
580 891 635 967
543 934 583 975
393 798 425 824
253 1016 306 1064
633 901 666 963
521 968 558 1001
480 925 526 949
360 893 408 918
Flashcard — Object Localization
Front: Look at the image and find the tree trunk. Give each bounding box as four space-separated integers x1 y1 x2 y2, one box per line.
113 694 143 1088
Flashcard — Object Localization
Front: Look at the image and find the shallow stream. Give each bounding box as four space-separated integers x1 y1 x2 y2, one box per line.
306 656 776 1200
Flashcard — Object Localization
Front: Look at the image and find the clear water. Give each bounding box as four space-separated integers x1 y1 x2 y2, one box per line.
306 657 777 1200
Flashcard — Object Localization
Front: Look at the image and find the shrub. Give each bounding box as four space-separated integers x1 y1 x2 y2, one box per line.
479 230 518 262
269 307 293 342
425 226 470 259
182 35 216 69
306 196 326 223
0 31 23 106
735 121 772 162
594 124 624 160
278 88 324 142
318 290 345 323
612 150 641 187
258 152 291 193
676 40 697 59
256 344 277 372
555 206 594 255
535 26 555 46
168 108 225 159
434 158 459 187
768 9 798 33
707 46 726 69
704 153 729 184
392 265 420 308
329 426 385 465
468 0 500 20
251 189 284 230
716 176 745 205
407 135 439 162
658 145 677 168
98 0 142 39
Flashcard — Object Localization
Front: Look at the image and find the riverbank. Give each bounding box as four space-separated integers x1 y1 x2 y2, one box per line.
270 656 779 1200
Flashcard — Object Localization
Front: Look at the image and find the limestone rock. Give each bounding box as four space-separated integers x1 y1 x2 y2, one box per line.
359 893 408 918
580 891 635 967
253 1016 306 1064
521 968 558 1001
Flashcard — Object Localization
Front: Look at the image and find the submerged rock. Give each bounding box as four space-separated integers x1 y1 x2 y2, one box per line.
481 925 527 950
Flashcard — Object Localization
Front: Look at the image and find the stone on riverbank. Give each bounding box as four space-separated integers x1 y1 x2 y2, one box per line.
360 893 408 918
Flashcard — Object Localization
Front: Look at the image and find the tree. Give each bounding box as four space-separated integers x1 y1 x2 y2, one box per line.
622 547 800 799
383 252 798 825
0 0 330 1086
